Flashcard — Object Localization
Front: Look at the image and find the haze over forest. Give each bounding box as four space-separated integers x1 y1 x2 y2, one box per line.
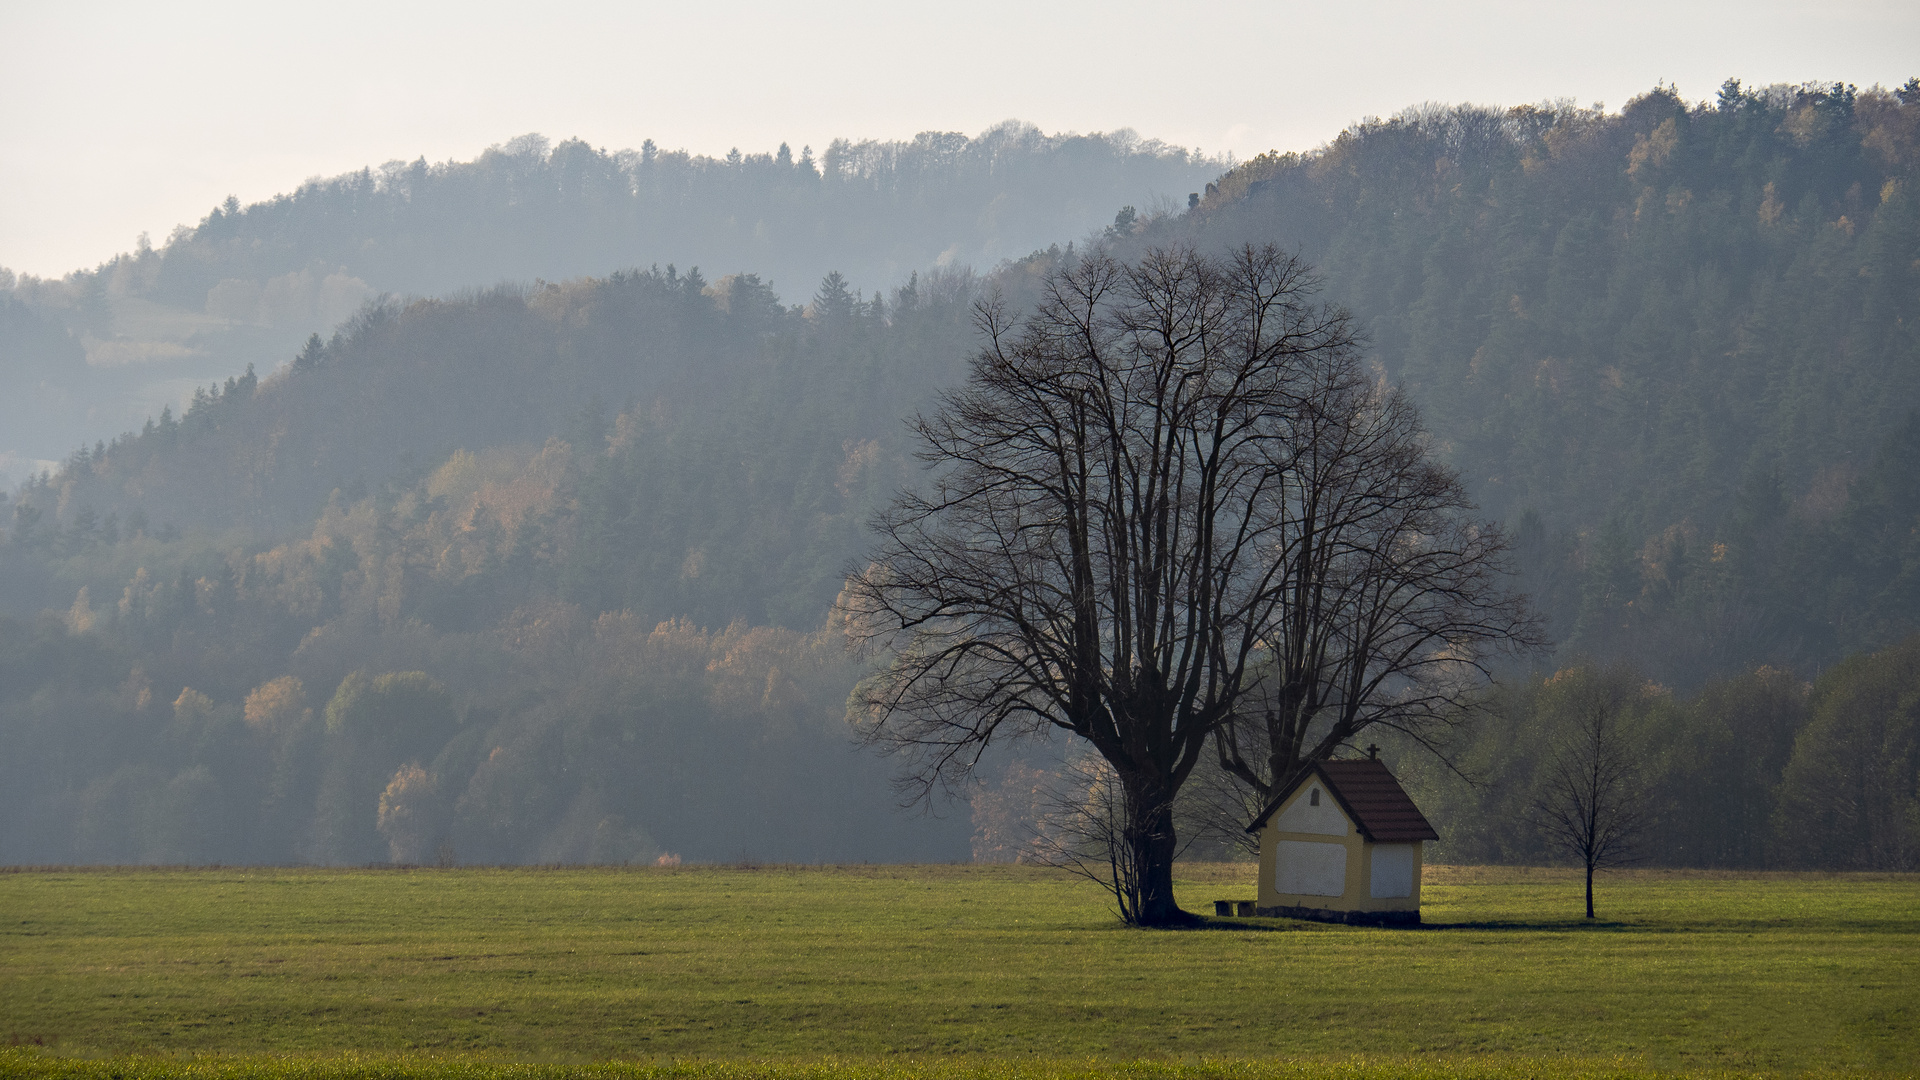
3 79 1918 872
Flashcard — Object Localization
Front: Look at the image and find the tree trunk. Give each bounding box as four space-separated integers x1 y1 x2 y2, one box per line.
1127 794 1191 927
1585 862 1595 919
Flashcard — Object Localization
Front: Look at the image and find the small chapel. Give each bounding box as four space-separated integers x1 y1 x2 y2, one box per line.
1245 755 1439 925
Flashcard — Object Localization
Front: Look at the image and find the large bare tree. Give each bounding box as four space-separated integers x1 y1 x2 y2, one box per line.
846 245 1530 925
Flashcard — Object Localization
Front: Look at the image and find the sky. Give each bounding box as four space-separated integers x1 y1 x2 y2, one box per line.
3 0 1916 279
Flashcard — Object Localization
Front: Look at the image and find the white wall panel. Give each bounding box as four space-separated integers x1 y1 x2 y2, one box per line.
1369 843 1415 898
1275 840 1347 897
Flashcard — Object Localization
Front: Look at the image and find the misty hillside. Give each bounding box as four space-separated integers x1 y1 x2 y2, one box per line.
131 127 1216 304
0 267 990 866
1163 80 1920 681
0 125 1222 473
4 265 983 630
2 80 1917 871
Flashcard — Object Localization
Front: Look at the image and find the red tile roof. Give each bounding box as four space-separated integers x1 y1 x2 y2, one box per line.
1248 758 1439 842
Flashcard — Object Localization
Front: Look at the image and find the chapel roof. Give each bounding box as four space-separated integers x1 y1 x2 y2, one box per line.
1247 758 1439 842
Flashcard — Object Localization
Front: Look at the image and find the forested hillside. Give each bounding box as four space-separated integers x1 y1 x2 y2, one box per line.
3 80 1917 870
1174 79 1920 686
0 126 1220 472
128 127 1214 306
0 267 986 864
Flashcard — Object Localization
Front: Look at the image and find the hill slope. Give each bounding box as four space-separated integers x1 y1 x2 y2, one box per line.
1170 80 1920 680
0 125 1221 469
0 267 987 864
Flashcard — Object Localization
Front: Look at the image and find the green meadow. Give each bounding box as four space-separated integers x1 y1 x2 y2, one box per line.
1 864 1914 1078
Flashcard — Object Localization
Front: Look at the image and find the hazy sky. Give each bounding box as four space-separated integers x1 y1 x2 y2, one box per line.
3 0 1915 278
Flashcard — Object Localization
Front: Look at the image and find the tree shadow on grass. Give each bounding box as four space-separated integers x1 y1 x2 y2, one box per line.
1178 914 1333 932
1180 913 1644 932
1419 918 1639 931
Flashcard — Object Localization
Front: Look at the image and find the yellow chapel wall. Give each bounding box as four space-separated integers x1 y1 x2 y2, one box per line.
1256 780 1423 914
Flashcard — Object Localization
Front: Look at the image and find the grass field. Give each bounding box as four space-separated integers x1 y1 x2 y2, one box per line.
1 863 1914 1078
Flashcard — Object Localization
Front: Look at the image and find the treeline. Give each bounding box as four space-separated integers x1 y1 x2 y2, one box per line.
1169 79 1920 689
969 644 1919 873
1394 642 1919 872
0 605 962 866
